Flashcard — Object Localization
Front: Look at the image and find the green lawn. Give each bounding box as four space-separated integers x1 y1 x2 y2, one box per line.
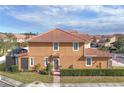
112 66 124 69
0 71 53 83
61 76 124 83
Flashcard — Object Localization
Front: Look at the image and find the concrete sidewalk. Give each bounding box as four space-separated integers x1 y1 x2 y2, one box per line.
0 81 13 87
61 83 124 87
0 75 23 87
1 75 124 87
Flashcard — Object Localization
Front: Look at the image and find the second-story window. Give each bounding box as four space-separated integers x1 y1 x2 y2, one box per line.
53 42 59 51
73 42 79 51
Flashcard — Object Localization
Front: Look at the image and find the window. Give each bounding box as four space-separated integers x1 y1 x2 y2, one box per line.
86 57 92 66
30 57 34 66
53 42 59 51
73 42 79 51
15 57 18 65
44 57 49 67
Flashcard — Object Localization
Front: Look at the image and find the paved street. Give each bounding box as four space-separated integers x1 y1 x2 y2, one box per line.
0 81 13 87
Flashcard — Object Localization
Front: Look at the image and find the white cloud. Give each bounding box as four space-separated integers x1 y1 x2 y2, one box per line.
87 6 124 16
1 5 124 34
56 16 124 34
8 11 43 23
34 6 124 17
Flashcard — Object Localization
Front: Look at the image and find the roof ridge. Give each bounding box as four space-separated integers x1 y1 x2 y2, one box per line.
57 29 85 42
28 29 56 42
28 28 85 42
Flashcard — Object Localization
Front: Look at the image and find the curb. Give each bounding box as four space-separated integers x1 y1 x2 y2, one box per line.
0 75 23 87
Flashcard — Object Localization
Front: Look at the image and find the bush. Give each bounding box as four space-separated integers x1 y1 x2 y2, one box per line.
46 63 53 75
10 65 18 72
34 64 41 72
60 69 124 76
39 70 48 75
0 63 5 71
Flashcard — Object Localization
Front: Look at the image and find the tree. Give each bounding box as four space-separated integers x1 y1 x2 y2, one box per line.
0 33 18 56
98 45 109 51
113 37 124 53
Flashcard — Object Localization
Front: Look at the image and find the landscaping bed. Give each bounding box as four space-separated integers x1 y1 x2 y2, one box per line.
0 71 53 83
61 76 124 83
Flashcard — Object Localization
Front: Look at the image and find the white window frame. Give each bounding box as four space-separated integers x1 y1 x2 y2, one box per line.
73 42 79 51
15 57 18 65
44 57 49 67
85 57 92 66
53 42 59 51
30 57 34 67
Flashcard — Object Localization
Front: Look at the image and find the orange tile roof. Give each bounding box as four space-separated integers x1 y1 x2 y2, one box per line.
77 34 93 42
85 48 111 57
67 31 93 42
0 33 7 39
94 35 113 39
28 28 86 43
14 34 26 39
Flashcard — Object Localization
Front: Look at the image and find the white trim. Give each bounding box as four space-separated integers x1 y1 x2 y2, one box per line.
29 57 34 67
15 57 18 65
85 55 97 57
53 42 59 51
43 57 49 67
72 42 79 51
85 57 92 66
52 58 60 71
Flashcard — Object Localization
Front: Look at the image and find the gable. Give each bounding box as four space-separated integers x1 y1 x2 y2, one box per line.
28 28 85 43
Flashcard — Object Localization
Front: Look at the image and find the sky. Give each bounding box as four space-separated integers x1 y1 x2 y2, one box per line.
0 5 124 35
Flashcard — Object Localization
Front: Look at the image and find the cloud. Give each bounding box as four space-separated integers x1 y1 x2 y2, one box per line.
34 6 124 17
8 11 43 24
56 16 124 34
87 6 124 16
1 5 124 34
5 5 124 22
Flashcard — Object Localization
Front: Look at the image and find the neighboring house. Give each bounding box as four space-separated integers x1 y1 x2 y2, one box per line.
14 34 35 43
0 33 7 42
6 29 111 72
14 34 26 43
92 35 117 47
104 35 117 47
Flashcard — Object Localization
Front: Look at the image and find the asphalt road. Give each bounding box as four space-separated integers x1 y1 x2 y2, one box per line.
0 81 13 87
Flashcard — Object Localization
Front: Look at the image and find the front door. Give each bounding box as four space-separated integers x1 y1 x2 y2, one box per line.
21 58 28 71
53 58 60 71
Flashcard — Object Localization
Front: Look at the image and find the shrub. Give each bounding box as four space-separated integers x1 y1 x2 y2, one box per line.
10 65 18 72
60 69 124 76
0 63 5 71
39 70 48 75
34 64 41 72
46 63 53 75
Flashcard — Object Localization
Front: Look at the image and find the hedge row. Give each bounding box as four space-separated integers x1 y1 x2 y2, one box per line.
60 69 124 76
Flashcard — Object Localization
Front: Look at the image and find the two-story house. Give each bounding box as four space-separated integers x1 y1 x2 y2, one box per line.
6 29 112 72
